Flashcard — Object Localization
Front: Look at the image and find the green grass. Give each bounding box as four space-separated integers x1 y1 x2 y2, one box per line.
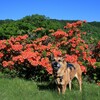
0 73 100 100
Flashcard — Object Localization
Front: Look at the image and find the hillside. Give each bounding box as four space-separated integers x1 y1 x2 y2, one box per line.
0 15 100 86
0 14 100 42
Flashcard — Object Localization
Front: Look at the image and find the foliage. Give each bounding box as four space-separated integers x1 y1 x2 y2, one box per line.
89 21 100 28
0 20 99 82
86 41 100 83
0 14 62 39
93 41 100 62
0 14 100 41
80 23 100 44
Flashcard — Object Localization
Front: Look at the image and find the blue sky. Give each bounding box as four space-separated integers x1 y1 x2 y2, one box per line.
0 0 100 22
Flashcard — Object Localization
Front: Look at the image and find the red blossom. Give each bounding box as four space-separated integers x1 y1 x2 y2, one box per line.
39 58 53 74
2 61 14 68
87 57 96 66
34 35 49 43
51 49 62 57
0 52 4 58
15 34 28 41
79 46 84 51
0 21 98 76
65 54 78 63
75 50 79 54
71 43 77 48
68 30 74 36
46 65 53 74
64 21 83 29
76 33 81 38
2 61 8 67
25 44 33 48
52 29 68 38
9 37 16 43
28 58 39 66
39 58 49 67
11 44 23 51
64 23 72 28
80 65 87 73
0 40 7 50
33 27 44 32
12 55 24 63
21 51 38 59
82 52 87 60
82 32 86 35
76 21 83 26
71 48 75 52
84 44 88 49
83 20 87 23
38 45 49 51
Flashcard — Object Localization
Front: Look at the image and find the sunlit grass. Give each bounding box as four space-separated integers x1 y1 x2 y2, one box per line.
0 73 100 100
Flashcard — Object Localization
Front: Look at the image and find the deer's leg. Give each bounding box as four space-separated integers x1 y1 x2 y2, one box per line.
69 80 72 91
57 85 61 94
75 73 82 92
62 84 66 94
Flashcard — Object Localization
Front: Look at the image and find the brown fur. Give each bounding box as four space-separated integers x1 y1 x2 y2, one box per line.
52 57 82 94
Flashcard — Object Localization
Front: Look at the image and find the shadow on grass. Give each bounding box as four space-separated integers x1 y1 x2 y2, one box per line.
37 81 57 91
37 79 80 92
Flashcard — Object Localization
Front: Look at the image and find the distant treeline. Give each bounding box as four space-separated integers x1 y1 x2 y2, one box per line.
0 14 100 40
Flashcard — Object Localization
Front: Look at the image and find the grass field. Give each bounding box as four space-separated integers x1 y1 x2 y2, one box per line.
0 73 100 100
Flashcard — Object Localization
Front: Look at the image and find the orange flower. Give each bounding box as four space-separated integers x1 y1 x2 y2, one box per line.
87 57 96 66
0 40 7 50
51 49 62 57
82 52 87 60
39 58 53 74
83 20 87 23
68 30 73 36
0 52 4 58
77 34 81 38
71 43 77 48
52 29 68 38
12 55 24 63
15 34 28 41
46 65 53 74
28 58 39 66
84 44 88 49
79 46 84 51
39 58 50 67
11 44 23 51
64 23 72 28
71 48 75 52
75 50 79 54
2 61 14 68
76 21 82 26
82 32 86 35
2 61 8 67
80 65 87 73
36 27 44 31
65 54 78 63
21 51 38 59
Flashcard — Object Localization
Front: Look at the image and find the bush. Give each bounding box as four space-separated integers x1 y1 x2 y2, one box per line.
0 21 99 82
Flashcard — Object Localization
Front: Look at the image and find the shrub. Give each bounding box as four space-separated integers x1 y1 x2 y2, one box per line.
0 21 98 82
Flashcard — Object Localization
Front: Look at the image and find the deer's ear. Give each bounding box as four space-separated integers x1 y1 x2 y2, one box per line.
49 53 54 61
61 55 66 63
61 57 65 63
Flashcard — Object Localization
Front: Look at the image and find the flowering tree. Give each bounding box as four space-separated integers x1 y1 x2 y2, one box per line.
0 21 97 81
93 41 100 62
88 41 100 83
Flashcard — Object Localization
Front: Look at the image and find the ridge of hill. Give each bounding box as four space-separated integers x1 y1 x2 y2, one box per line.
0 14 100 41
